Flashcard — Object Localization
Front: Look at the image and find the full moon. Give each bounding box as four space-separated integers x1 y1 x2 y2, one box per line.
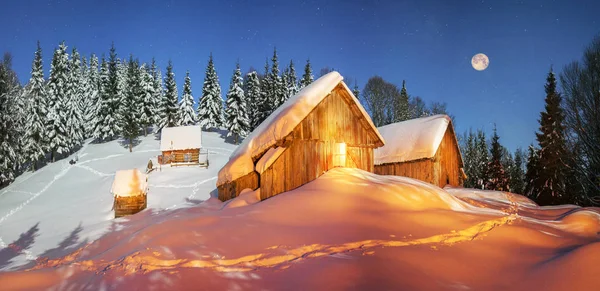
471 53 489 71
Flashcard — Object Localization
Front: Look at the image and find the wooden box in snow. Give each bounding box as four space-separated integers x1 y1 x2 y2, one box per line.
160 125 203 165
373 115 465 188
112 169 148 218
217 71 385 202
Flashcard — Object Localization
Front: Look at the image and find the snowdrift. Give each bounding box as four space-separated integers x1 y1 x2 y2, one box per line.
1 168 599 291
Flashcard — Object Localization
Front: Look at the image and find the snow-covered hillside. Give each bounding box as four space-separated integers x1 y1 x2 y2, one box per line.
0 131 237 271
1 164 599 290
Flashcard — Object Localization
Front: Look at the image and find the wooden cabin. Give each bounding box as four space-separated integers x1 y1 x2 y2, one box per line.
374 115 465 187
112 169 148 218
159 125 203 165
216 71 385 202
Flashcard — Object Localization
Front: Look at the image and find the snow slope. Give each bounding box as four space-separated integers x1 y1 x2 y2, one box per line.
1 168 598 291
0 131 237 271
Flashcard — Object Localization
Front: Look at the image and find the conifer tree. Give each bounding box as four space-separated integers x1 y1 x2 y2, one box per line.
83 54 99 138
121 56 141 152
139 64 155 135
150 58 163 127
65 48 84 149
299 59 313 89
46 42 70 161
395 80 410 122
257 58 272 123
462 129 479 188
104 43 121 139
23 41 48 170
485 126 510 191
533 68 569 205
198 54 224 130
78 56 91 138
270 48 285 109
524 145 540 198
0 52 22 182
116 58 127 120
93 55 120 141
161 60 178 128
178 71 196 126
245 71 261 130
352 80 360 99
510 148 526 194
225 62 250 144
475 129 489 189
286 60 299 98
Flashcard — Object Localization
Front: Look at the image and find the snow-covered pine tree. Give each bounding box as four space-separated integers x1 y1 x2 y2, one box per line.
510 148 526 194
394 80 410 122
92 55 120 141
281 66 289 104
161 60 178 128
78 55 91 138
106 43 121 138
121 56 142 152
178 71 196 126
475 129 489 189
524 145 540 198
257 59 272 123
269 48 285 109
299 59 314 89
245 71 261 130
225 62 250 144
286 60 299 98
150 58 163 128
83 54 100 138
139 64 155 136
352 80 360 99
461 129 479 188
533 67 570 205
198 54 224 131
485 125 510 191
23 41 48 170
65 48 84 150
116 58 127 128
46 43 70 162
0 52 22 182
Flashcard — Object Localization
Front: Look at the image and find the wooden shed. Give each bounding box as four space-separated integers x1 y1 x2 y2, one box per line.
112 169 148 218
373 115 465 187
160 125 203 165
217 71 385 202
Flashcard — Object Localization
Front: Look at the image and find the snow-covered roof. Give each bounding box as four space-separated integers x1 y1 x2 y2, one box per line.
217 71 383 186
374 115 461 165
111 169 147 197
160 125 203 151
255 147 287 174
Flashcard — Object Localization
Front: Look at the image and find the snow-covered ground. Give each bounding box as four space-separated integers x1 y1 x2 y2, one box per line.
1 132 599 290
0 131 236 271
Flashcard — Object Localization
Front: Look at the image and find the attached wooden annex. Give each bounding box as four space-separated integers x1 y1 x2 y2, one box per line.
217 71 385 202
373 115 465 188
159 125 203 165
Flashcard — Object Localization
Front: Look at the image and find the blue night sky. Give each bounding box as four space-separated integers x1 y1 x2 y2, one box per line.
1 0 598 151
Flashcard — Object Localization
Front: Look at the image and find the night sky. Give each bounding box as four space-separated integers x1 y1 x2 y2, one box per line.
1 0 598 151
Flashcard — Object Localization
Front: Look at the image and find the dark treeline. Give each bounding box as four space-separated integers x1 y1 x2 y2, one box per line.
460 35 600 207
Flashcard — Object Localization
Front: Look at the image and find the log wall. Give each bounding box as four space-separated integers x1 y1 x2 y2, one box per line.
217 171 259 201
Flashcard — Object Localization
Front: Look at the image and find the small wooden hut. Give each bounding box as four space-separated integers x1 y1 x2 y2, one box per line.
217 71 385 202
374 115 465 187
112 169 148 218
160 125 203 165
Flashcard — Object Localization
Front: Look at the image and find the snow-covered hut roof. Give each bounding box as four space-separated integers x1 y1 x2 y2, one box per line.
374 115 462 165
111 169 148 197
160 125 203 151
217 71 384 186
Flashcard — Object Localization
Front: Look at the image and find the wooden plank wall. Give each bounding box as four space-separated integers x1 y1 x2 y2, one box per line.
217 171 259 201
373 127 464 188
260 86 379 200
374 159 436 185
435 127 463 187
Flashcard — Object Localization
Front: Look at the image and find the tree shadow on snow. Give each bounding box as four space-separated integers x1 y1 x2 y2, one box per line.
217 128 243 145
19 223 88 270
118 137 142 152
0 223 40 270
